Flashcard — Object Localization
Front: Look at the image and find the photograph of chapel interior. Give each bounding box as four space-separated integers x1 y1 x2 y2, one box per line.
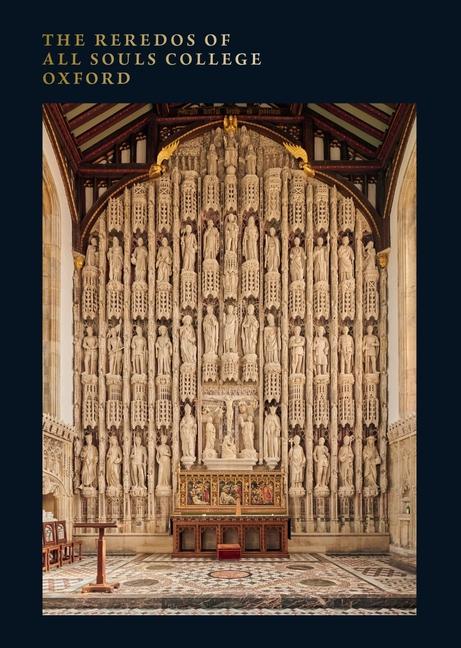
42 102 416 616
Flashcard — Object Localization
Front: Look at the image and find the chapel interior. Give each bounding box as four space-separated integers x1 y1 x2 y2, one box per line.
42 102 416 615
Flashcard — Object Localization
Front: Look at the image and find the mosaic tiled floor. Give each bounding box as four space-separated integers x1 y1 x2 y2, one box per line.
43 607 417 616
43 552 416 614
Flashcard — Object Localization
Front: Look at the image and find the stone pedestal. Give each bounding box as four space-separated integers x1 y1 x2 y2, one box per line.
203 457 257 471
221 352 239 382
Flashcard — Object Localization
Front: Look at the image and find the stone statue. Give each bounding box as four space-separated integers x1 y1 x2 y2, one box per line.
363 240 378 277
131 237 148 282
363 436 381 490
290 237 306 282
130 434 147 487
223 304 238 354
289 435 306 489
180 404 197 458
85 236 98 268
246 143 257 175
224 133 238 168
338 236 354 282
241 304 259 356
107 236 123 282
313 437 330 488
80 433 98 488
264 313 280 364
156 435 171 488
203 415 217 458
221 432 237 459
241 415 256 453
180 315 197 364
338 326 354 374
213 127 223 150
242 216 259 261
265 227 280 272
225 213 239 253
313 326 329 375
156 237 173 283
207 143 218 175
338 434 355 489
107 324 122 375
289 326 305 374
181 224 197 272
203 219 220 260
223 270 238 298
240 125 250 151
155 325 172 375
83 326 98 375
73 435 83 491
313 236 328 283
131 325 147 374
363 325 379 373
106 435 122 488
264 406 281 459
203 304 219 355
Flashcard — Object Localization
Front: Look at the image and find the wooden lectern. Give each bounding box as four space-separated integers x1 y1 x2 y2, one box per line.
73 522 120 593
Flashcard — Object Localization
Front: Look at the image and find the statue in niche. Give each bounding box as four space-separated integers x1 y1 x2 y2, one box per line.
207 143 218 175
338 326 354 374
265 227 280 272
203 414 217 458
73 435 83 490
313 236 328 283
131 325 147 374
290 237 306 282
83 326 98 375
289 326 305 374
313 326 329 376
203 304 219 356
156 435 171 488
246 143 257 175
221 431 237 459
241 415 256 453
156 237 173 283
80 433 98 488
130 434 147 487
363 436 381 490
85 236 98 268
224 132 238 168
338 236 354 282
107 236 123 282
240 125 250 151
131 237 148 282
338 434 355 489
223 270 238 297
363 240 378 277
180 404 197 458
106 435 122 488
180 315 197 364
363 325 379 374
264 406 281 459
203 219 220 261
313 437 330 488
213 127 223 150
264 313 280 364
181 224 198 272
242 216 259 261
225 213 239 253
289 435 306 489
155 325 172 375
107 324 123 376
241 304 259 356
223 304 238 354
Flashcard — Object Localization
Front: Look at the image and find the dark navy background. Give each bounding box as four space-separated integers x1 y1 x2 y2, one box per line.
2 0 453 638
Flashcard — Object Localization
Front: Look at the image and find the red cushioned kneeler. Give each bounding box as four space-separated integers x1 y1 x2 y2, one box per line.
217 543 241 559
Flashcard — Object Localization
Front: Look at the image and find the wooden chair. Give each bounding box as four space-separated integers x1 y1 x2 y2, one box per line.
42 546 49 572
55 521 83 563
42 522 62 569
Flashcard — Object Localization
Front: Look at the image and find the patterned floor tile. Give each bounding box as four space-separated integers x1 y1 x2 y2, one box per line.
43 607 417 616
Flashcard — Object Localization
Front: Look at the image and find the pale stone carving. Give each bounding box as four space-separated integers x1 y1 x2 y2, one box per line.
224 133 238 168
313 326 329 376
181 224 197 272
180 404 197 466
338 434 355 493
203 219 220 260
241 304 259 356
131 325 147 375
80 433 98 488
289 326 305 374
107 324 122 376
363 240 379 320
225 213 239 253
289 435 306 492
363 435 381 494
156 435 171 488
338 236 354 282
264 406 281 468
221 432 237 459
223 304 238 354
243 216 259 261
264 313 280 364
313 236 328 283
240 415 257 459
85 236 98 267
131 237 148 282
246 143 257 175
313 437 330 490
290 237 306 282
155 325 172 375
363 325 379 374
156 237 173 283
265 227 281 272
203 414 217 459
180 315 197 365
83 326 98 375
207 143 218 175
203 304 219 356
106 435 122 489
223 269 238 300
130 434 147 488
107 236 123 282
338 326 354 374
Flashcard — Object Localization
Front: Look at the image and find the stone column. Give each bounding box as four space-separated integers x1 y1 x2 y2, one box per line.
258 177 265 464
171 171 181 493
122 187 132 529
97 213 108 522
281 168 290 507
147 180 157 531
196 174 203 463
305 182 314 532
329 186 339 532
377 248 390 532
72 252 85 520
353 212 363 532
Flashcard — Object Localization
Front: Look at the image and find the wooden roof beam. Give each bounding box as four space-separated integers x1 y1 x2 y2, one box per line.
75 103 150 147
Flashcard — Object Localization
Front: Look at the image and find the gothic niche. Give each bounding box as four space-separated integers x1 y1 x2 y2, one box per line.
73 126 387 536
